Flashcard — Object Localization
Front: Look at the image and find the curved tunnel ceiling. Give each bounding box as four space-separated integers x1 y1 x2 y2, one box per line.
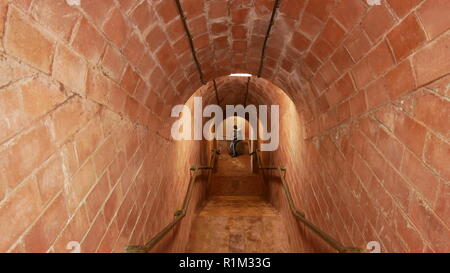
148 0 337 112
199 76 291 108
140 0 393 128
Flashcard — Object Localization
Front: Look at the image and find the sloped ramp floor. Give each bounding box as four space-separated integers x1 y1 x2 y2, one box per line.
186 196 291 253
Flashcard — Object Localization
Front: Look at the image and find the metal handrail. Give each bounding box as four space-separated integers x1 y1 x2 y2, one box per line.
125 149 220 253
252 149 365 253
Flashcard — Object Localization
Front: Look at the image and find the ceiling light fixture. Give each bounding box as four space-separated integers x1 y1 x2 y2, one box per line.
229 73 252 77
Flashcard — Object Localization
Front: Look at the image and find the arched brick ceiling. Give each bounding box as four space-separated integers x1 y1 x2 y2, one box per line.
136 0 450 130
147 0 318 114
147 0 368 120
180 0 275 80
75 0 449 135
146 0 281 108
200 76 294 110
211 77 251 107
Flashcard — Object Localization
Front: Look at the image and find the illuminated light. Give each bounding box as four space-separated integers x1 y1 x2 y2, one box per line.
229 73 252 77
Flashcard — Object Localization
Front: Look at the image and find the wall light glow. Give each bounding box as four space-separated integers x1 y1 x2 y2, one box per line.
229 73 252 77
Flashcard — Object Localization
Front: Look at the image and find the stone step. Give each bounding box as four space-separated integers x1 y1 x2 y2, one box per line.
210 175 265 196
200 196 277 216
187 196 291 253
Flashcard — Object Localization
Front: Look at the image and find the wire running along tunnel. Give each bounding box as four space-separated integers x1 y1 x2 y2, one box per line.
0 0 448 253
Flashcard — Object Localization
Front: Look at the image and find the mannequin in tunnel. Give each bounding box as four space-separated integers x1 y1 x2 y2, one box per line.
230 125 242 157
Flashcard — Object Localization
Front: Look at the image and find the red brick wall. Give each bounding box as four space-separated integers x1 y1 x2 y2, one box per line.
248 75 448 253
0 0 207 253
252 1 449 252
0 0 448 253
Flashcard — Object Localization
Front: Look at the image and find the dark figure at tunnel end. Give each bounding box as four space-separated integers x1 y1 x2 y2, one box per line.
230 125 242 158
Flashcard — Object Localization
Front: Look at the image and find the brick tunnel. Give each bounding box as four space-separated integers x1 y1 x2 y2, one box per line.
0 0 448 253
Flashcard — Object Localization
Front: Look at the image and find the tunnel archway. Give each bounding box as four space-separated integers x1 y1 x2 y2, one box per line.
0 0 448 253
171 73 316 252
